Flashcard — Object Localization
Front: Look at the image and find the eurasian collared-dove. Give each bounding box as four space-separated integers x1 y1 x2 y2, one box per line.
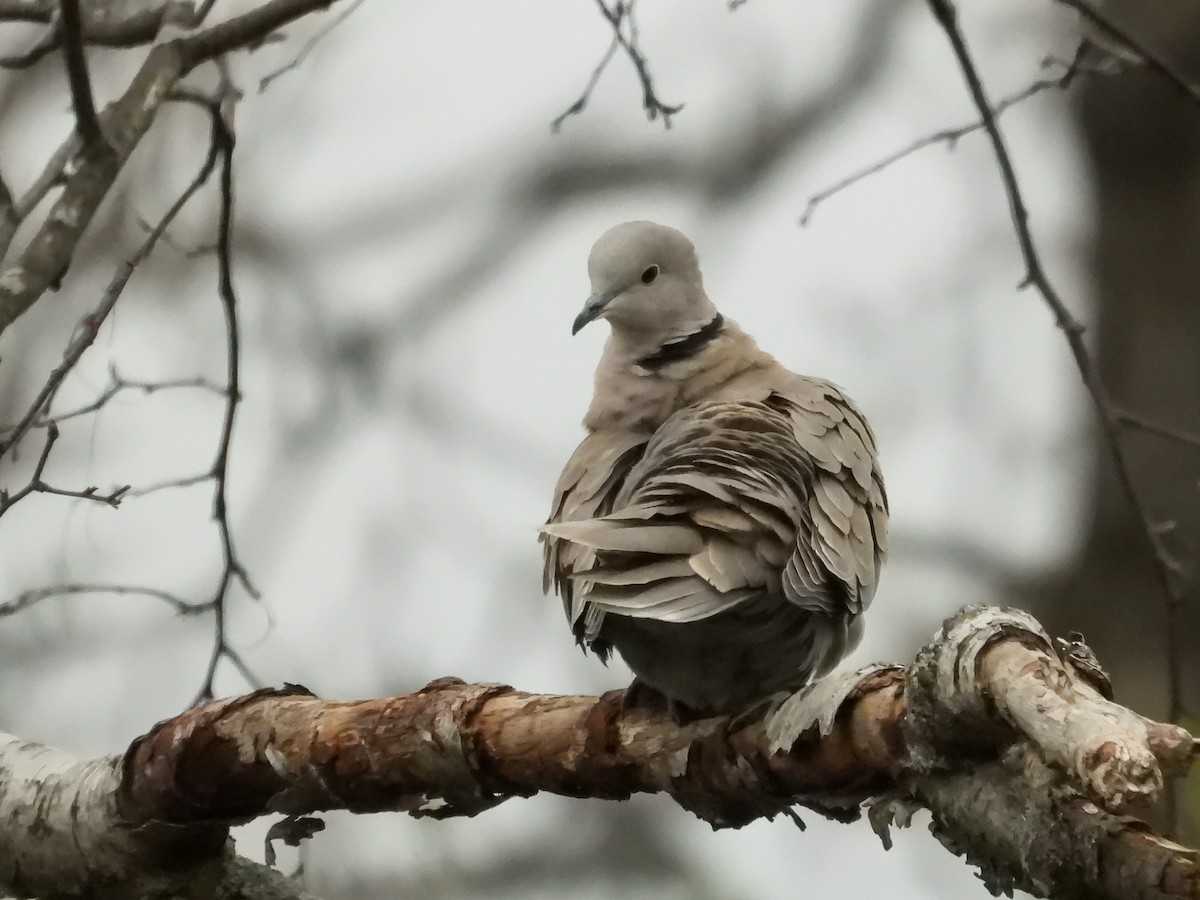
541 221 888 716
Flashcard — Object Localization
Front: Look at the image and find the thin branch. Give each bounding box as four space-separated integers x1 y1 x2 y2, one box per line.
801 64 1079 225
124 471 212 497
258 0 366 92
1116 409 1200 452
58 0 103 146
0 583 202 617
0 423 63 515
551 31 620 132
1053 0 1200 108
8 366 228 430
0 101 222 461
924 0 1192 827
0 368 225 434
193 97 259 704
555 0 682 130
33 478 129 505
0 423 128 518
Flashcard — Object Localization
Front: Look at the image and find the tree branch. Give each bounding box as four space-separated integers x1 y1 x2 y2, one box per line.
195 96 260 703
0 422 128 517
1 607 1195 899
0 582 201 617
0 0 343 338
0 365 227 432
0 0 223 69
258 0 366 92
923 0 1191 751
0 96 222 461
801 59 1081 225
58 0 102 146
0 1 52 23
553 0 682 131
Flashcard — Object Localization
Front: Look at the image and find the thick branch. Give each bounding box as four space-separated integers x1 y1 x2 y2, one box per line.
0 0 221 68
0 0 341 337
1 607 1196 899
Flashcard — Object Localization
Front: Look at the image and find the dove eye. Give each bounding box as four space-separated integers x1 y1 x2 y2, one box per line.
641 265 659 285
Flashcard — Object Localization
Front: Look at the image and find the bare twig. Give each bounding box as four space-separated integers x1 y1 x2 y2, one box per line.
551 30 620 132
801 66 1079 225
193 98 259 704
124 471 212 497
924 0 1192 830
1053 0 1200 107
555 0 681 131
0 423 128 518
258 0 365 92
58 0 103 146
1116 410 1200 452
0 583 201 617
0 103 222 462
4 366 228 430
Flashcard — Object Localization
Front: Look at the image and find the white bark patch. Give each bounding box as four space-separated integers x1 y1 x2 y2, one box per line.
983 642 1162 808
0 734 144 896
50 201 84 229
0 266 27 294
765 665 896 754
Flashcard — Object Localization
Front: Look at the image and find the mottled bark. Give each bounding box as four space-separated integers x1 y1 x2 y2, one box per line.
1 607 1195 900
0 0 343 336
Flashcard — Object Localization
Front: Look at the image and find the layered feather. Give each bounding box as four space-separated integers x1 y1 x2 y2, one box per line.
541 222 887 713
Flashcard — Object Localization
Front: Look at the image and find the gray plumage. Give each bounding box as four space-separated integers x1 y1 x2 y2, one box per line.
541 221 887 715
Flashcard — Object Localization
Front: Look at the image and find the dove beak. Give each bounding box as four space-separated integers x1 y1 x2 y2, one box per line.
572 291 615 335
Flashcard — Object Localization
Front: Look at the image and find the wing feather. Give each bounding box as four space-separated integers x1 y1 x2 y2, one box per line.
543 375 887 650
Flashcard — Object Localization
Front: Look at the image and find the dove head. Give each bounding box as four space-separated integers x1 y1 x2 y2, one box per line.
574 221 718 341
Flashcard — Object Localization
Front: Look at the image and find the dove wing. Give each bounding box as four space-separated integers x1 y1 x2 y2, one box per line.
542 383 887 642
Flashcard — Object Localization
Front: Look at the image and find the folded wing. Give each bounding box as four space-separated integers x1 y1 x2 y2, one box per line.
542 383 887 648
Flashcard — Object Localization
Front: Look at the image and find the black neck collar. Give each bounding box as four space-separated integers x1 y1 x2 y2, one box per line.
636 314 725 371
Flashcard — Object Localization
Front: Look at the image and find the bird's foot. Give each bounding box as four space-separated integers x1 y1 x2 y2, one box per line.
620 676 664 712
621 678 703 725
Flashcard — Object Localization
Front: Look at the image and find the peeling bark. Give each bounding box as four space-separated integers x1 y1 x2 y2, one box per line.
1 606 1197 899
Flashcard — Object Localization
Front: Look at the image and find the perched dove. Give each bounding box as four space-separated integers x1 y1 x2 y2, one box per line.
541 221 888 717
